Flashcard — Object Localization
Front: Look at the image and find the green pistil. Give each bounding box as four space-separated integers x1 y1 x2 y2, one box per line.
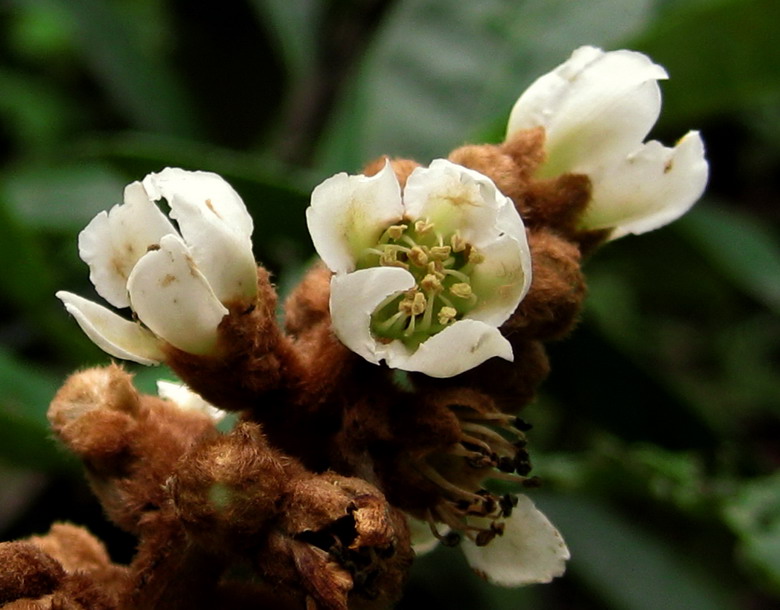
358 218 481 350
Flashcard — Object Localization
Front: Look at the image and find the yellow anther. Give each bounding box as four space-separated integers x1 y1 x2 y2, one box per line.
468 248 485 264
451 232 467 252
427 261 445 279
438 306 457 325
429 245 452 261
409 246 429 267
380 248 409 269
414 219 434 234
421 274 443 293
411 291 427 316
399 291 427 317
450 282 473 299
387 224 408 240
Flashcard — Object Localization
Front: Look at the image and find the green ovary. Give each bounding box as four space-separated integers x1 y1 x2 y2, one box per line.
357 219 483 350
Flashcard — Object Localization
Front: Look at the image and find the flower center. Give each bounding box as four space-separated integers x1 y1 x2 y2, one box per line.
357 219 484 349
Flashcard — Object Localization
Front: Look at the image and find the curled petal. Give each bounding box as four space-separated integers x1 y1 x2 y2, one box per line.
461 495 569 586
403 160 513 246
384 319 513 378
127 235 228 355
78 182 176 309
582 131 709 239
56 291 164 365
330 267 416 364
307 161 404 273
507 46 668 178
142 168 257 305
469 233 532 326
156 380 226 422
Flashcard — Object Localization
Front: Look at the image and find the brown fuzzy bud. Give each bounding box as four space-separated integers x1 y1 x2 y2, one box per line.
27 523 128 595
49 365 218 533
0 541 64 605
169 422 297 547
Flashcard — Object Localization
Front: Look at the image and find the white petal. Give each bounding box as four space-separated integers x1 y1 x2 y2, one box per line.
385 319 513 378
127 234 228 355
461 495 570 586
507 46 668 178
403 160 510 246
142 168 257 304
469 232 532 326
329 267 416 364
78 182 176 308
582 131 708 238
56 291 164 365
307 161 404 273
156 380 226 422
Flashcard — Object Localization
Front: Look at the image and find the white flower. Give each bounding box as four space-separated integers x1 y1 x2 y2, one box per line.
407 495 569 586
307 159 532 378
156 380 227 422
506 46 708 239
57 168 257 364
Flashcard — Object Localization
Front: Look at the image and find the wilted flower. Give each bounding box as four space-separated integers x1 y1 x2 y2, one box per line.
409 494 569 586
506 46 708 239
57 168 257 364
307 159 532 378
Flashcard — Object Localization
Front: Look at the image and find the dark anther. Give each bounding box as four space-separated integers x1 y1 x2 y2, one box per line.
521 476 542 489
499 494 517 517
498 456 515 472
514 418 533 432
442 531 461 547
475 528 498 547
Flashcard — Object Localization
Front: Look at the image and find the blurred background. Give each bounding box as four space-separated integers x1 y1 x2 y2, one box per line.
0 0 778 607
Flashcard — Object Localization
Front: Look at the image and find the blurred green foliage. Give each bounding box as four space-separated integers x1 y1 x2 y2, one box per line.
0 0 778 607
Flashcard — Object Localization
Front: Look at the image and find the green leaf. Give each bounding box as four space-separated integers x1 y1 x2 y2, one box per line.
675 204 780 314
0 348 73 471
723 473 780 592
630 0 780 125
538 492 735 610
319 0 657 169
52 0 197 135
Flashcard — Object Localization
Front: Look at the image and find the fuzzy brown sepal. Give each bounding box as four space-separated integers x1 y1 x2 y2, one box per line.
449 129 544 210
165 267 308 413
169 421 298 549
49 365 219 533
27 523 128 597
0 541 65 605
506 228 586 340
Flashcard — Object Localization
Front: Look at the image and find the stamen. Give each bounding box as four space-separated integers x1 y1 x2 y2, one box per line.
460 423 516 454
450 283 473 300
421 274 443 293
429 245 452 261
437 306 457 325
443 268 470 283
408 246 429 267
451 232 467 252
376 310 408 332
414 219 434 234
417 462 485 505
386 224 407 240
